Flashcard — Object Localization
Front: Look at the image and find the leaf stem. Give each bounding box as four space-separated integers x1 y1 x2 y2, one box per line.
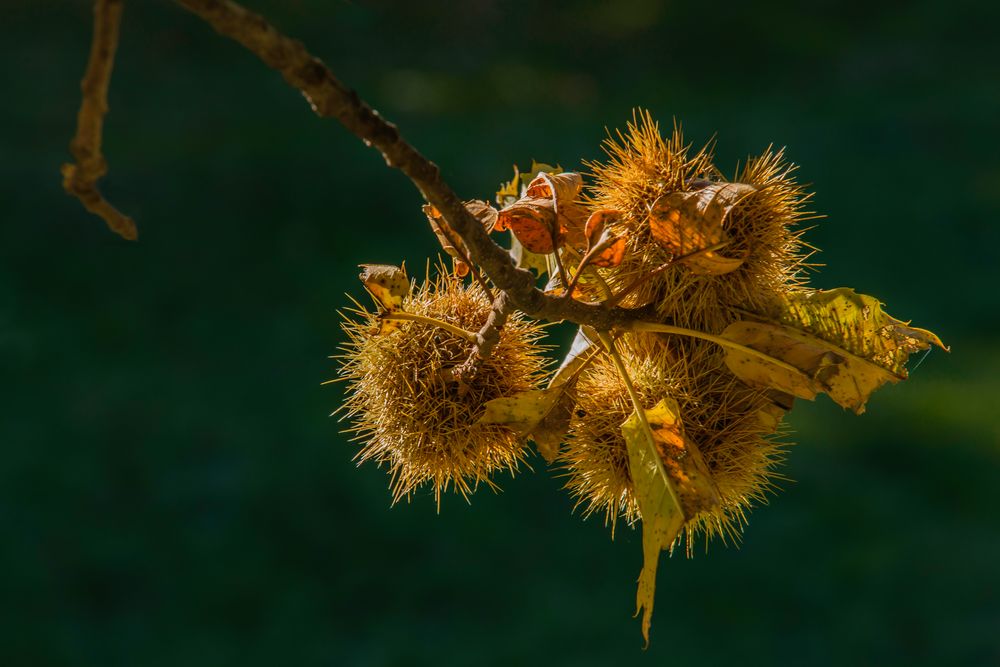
597 331 651 432
381 312 478 342
598 330 683 512
628 321 804 376
602 242 728 307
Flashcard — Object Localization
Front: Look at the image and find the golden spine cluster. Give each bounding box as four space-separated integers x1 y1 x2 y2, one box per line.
337 275 549 506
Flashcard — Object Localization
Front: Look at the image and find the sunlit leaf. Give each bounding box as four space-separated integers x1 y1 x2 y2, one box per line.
647 182 754 275
722 320 853 403
622 398 720 645
359 263 409 312
358 263 410 335
478 385 575 462
778 288 948 377
722 291 946 413
497 171 587 253
495 161 563 208
583 209 626 268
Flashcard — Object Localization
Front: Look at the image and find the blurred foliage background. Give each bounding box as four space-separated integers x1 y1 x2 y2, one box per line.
2 0 999 664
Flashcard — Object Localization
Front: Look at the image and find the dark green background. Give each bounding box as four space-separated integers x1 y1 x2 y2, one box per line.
3 1 998 665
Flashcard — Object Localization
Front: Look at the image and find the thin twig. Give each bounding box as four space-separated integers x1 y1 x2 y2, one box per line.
434 221 495 301
172 0 644 331
596 329 683 517
62 0 137 241
562 234 621 298
602 241 729 307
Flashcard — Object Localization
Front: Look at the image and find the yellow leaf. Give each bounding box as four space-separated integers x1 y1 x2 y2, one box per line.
778 288 948 377
528 388 576 463
722 289 947 413
358 263 409 312
647 182 755 275
645 400 721 515
479 388 562 431
721 321 839 402
723 320 906 414
478 384 566 435
621 398 720 645
478 375 584 464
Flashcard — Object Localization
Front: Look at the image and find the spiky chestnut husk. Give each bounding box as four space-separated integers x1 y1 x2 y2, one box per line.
584 110 815 333
560 332 789 549
337 275 548 505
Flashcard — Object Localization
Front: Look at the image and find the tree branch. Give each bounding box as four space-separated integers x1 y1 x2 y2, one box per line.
62 0 137 241
450 291 514 386
172 0 645 331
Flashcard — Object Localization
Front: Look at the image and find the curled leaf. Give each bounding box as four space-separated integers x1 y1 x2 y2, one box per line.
721 321 850 403
496 161 563 208
647 182 755 275
359 264 409 312
497 171 587 253
359 263 410 336
582 209 626 268
496 201 557 254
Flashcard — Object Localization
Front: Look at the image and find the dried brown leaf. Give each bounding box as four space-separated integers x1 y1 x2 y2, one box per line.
583 209 626 268
497 171 587 253
647 182 755 275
